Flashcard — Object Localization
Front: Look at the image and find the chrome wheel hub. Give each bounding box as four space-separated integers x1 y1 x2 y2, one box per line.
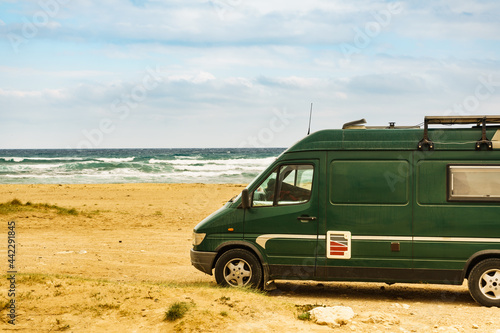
223 258 252 287
479 269 500 300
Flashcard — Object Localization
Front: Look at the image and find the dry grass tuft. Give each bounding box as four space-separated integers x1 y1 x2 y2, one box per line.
0 199 79 215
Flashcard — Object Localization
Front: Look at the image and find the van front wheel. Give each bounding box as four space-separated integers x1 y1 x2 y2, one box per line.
214 249 262 288
468 258 500 307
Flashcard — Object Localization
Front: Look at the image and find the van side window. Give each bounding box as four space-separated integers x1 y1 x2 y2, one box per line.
448 165 500 201
252 164 313 207
252 169 278 207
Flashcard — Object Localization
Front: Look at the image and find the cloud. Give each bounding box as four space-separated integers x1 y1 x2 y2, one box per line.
167 71 216 84
1 0 498 60
346 73 430 95
0 88 42 98
0 1 399 46
1 0 500 148
257 75 324 89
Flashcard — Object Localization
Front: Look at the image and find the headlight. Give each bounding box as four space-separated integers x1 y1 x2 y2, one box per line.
192 232 206 246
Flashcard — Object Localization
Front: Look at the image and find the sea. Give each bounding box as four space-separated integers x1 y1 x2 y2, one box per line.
0 148 285 185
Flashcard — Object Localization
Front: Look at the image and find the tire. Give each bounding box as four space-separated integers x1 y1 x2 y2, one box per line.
468 258 500 307
214 249 262 288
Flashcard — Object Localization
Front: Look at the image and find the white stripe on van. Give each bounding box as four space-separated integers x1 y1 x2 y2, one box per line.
255 234 500 249
413 236 500 243
355 236 500 243
352 236 412 241
255 234 319 248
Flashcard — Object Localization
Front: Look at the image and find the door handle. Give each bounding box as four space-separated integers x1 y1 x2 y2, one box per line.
297 216 317 222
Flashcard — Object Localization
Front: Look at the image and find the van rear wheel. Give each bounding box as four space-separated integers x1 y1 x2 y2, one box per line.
468 258 500 307
214 249 262 288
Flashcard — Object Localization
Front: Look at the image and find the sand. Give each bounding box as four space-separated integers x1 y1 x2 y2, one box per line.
0 183 499 332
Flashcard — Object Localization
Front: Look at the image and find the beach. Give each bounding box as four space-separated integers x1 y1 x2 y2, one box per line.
1 183 499 332
0 183 244 284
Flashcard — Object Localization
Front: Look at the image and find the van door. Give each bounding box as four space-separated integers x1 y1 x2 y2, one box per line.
413 151 500 283
244 157 321 279
318 151 414 281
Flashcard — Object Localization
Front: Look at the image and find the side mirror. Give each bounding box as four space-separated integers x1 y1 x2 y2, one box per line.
241 189 250 209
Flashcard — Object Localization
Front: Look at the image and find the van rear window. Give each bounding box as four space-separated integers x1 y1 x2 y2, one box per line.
448 165 500 201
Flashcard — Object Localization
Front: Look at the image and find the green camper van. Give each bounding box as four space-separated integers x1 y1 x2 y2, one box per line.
190 116 500 307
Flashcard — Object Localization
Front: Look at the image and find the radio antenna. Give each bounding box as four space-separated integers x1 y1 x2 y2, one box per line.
307 103 313 135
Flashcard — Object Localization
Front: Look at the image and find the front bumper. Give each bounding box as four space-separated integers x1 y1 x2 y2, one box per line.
190 249 217 275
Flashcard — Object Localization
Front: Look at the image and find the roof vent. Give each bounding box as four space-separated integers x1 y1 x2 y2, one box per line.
342 118 367 129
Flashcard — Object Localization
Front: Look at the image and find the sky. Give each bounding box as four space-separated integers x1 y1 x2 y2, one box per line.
1 0 500 149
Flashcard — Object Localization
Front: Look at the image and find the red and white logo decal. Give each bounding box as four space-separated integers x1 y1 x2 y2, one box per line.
327 231 351 259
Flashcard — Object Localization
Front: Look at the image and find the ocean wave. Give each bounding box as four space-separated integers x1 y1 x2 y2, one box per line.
0 148 284 184
173 164 262 172
0 156 86 163
1 168 253 184
95 157 135 163
149 156 276 166
173 154 203 160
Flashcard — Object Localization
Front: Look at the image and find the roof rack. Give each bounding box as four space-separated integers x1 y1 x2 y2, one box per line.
417 116 500 150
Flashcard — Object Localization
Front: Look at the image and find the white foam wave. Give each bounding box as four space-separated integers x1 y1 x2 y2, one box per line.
173 155 202 160
0 157 85 162
95 157 135 163
2 166 254 182
22 163 66 170
1 157 25 162
0 163 65 172
174 164 261 172
174 170 243 177
149 158 169 164
149 157 275 166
